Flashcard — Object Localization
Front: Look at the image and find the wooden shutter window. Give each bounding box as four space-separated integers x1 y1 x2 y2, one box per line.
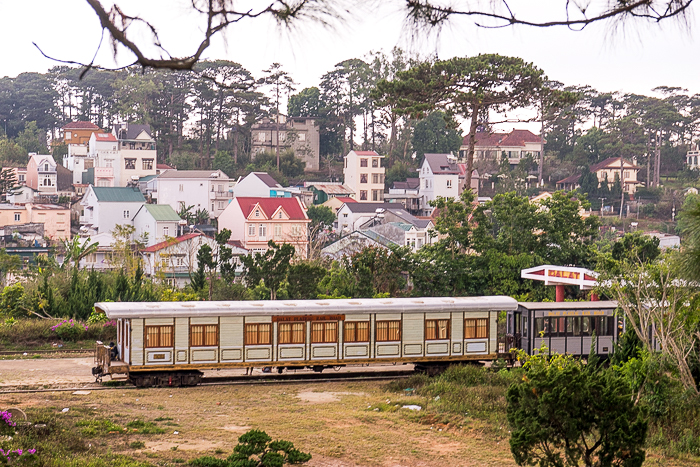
245 323 271 345
145 325 173 348
376 321 400 342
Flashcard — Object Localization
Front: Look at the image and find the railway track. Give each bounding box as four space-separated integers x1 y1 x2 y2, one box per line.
0 368 415 394
0 349 91 357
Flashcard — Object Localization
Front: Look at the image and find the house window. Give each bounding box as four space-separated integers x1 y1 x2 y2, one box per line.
426 319 450 340
257 132 266 142
298 133 306 142
278 212 283 219
372 174 379 184
360 174 368 183
360 158 368 167
248 225 255 236
255 210 260 217
376 321 401 342
13 213 21 222
259 224 266 237
343 213 348 218
372 158 379 168
123 211 130 218
464 318 488 339
311 322 338 343
176 257 184 266
145 325 174 348
179 184 184 192
163 226 169 237
245 323 271 345
425 180 429 188
624 171 630 179
279 322 305 344
218 201 224 209
125 158 136 169
274 224 282 238
372 190 379 201
344 321 369 342
18 174 24 182
43 175 52 186
360 190 367 201
142 159 154 170
446 180 452 188
190 324 218 346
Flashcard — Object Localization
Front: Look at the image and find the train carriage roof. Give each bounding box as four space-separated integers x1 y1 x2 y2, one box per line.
517 301 618 310
95 296 518 319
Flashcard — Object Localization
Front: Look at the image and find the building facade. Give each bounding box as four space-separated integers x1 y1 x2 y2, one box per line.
251 116 320 171
419 153 460 215
79 186 146 236
343 150 385 203
151 170 232 220
462 129 544 166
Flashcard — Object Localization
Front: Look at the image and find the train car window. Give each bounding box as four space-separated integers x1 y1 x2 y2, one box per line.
245 323 271 345
464 318 488 339
344 322 369 342
582 317 591 336
279 322 305 344
426 319 450 340
145 325 173 348
376 321 401 341
311 322 338 343
534 318 545 337
523 316 528 336
190 324 219 347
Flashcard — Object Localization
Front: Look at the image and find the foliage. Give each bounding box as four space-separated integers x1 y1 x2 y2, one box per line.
285 262 326 300
507 350 647 467
305 205 334 231
240 242 295 300
411 111 462 158
0 249 22 289
228 429 311 467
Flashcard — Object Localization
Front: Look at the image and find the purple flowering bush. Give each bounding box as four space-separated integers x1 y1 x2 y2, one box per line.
0 412 15 436
50 319 88 342
0 448 37 466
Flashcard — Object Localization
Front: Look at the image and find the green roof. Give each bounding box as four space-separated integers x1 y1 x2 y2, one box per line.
92 187 145 202
142 204 181 221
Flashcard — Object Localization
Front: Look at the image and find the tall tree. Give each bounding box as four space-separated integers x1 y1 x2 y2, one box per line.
260 63 296 171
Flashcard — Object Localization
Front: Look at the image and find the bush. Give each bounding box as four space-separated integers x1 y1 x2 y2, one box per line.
51 319 88 341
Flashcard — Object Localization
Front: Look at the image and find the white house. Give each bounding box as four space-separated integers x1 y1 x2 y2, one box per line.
419 153 460 215
87 132 118 187
77 232 116 271
111 123 157 186
343 150 385 202
79 186 145 236
152 170 232 220
233 172 291 198
132 204 183 247
335 202 404 234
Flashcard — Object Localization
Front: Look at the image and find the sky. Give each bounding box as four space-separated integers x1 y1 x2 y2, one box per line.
0 0 698 132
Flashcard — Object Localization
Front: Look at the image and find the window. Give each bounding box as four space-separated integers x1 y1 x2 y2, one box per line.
446 179 452 188
344 321 369 342
258 132 266 142
360 174 368 184
163 226 169 237
624 171 630 179
259 224 266 237
425 180 429 188
143 159 154 170
426 319 450 340
372 190 379 202
360 158 368 167
343 213 348 218
274 224 282 238
279 322 305 344
248 225 255 236
255 210 260 217
372 158 379 168
190 324 218 346
123 210 130 219
311 322 338 343
18 174 24 182
179 184 184 192
14 213 21 222
125 158 136 169
360 190 367 201
372 174 379 184
376 321 401 341
298 133 305 142
145 325 173 348
278 212 283 219
44 163 49 171
245 323 271 345
464 318 488 339
218 201 224 209
535 316 616 338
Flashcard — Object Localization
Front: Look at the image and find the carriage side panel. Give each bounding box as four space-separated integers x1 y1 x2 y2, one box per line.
402 314 424 357
131 318 144 366
175 318 188 364
451 312 464 355
220 317 244 362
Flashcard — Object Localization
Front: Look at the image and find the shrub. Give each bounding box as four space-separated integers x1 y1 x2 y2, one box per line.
51 319 88 341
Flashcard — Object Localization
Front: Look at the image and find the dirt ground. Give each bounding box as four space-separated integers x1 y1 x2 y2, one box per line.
0 359 697 466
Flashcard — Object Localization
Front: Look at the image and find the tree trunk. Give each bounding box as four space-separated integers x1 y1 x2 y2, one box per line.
465 103 480 191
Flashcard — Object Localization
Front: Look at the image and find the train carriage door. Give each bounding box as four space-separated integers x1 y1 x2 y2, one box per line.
123 319 130 364
310 320 339 361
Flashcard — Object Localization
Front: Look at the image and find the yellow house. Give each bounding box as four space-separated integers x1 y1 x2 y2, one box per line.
556 157 640 194
0 203 70 241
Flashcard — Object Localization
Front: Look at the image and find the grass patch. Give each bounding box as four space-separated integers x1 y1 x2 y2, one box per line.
125 419 166 434
129 441 145 449
153 417 173 422
75 419 124 437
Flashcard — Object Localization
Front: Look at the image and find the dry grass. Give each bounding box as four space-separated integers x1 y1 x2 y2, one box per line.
1 381 699 466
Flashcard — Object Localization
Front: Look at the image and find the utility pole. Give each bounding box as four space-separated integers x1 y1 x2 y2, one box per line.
619 156 625 219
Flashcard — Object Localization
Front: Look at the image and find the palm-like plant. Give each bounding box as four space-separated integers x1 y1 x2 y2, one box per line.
62 237 99 269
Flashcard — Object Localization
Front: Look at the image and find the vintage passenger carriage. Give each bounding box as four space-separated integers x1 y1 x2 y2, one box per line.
506 301 620 357
93 296 518 387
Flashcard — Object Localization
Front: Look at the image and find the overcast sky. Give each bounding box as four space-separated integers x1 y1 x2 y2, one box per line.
0 0 698 131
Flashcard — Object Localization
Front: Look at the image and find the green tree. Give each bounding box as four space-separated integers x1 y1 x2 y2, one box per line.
240 241 295 300
507 351 647 467
0 167 21 202
384 161 414 189
61 236 99 270
411 111 462 158
0 249 21 289
306 205 335 231
347 246 410 297
286 262 327 299
15 121 47 154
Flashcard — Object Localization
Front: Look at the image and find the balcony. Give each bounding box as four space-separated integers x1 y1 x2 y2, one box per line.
212 191 234 199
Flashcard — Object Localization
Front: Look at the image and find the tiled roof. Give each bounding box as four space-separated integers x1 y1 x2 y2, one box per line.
62 121 99 130
391 178 420 190
92 187 145 202
94 133 117 142
142 233 201 253
140 204 181 221
342 202 404 213
352 150 381 156
157 170 228 179
471 129 543 148
334 197 357 203
157 163 174 170
457 164 480 179
235 197 308 220
423 154 459 175
311 184 354 195
251 172 282 188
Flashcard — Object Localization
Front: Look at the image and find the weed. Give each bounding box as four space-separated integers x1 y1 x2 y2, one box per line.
129 441 145 449
153 417 173 422
125 419 165 434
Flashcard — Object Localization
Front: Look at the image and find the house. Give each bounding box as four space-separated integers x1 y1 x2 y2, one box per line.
111 123 157 186
63 142 92 185
251 116 320 171
457 164 480 195
321 196 357 215
151 170 231 220
556 157 641 194
79 186 145 236
26 154 57 193
132 204 183 247
233 172 290 198
7 186 36 205
419 153 460 215
0 203 71 241
306 183 355 205
60 121 101 145
321 230 394 261
218 197 310 258
385 178 421 216
462 129 544 166
140 233 248 288
77 232 116 271
343 150 385 202
687 147 700 170
86 132 118 187
357 206 435 252
335 202 404 233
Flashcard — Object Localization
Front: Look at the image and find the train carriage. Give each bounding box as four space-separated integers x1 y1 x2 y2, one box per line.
93 296 518 387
